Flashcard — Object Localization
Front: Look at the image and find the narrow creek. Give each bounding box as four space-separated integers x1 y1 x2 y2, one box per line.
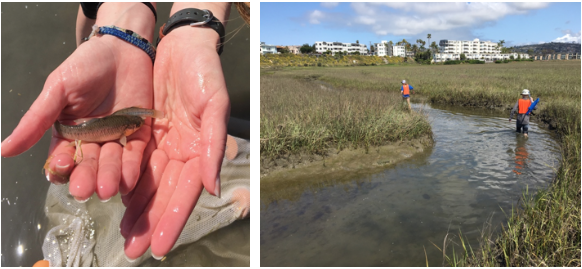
260 103 561 266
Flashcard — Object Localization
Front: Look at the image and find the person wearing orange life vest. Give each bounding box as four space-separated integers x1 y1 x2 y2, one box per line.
401 80 414 110
509 89 535 137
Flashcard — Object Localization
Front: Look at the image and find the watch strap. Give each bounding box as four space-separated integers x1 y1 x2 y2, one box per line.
157 8 225 55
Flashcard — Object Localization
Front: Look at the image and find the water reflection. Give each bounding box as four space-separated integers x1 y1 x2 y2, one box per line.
512 137 529 175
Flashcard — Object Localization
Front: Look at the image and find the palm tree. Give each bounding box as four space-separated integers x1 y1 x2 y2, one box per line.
496 40 505 52
411 44 419 56
430 41 438 52
427 34 431 53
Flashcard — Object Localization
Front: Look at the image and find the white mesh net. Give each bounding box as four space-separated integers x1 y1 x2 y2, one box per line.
41 136 250 266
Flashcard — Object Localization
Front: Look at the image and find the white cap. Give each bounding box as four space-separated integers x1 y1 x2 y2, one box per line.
521 89 530 95
402 80 406 84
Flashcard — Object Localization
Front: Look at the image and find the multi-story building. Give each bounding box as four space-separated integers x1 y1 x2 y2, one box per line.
374 41 391 56
314 41 368 55
433 52 529 63
373 41 406 57
260 42 277 55
439 38 500 54
393 45 406 57
286 45 301 54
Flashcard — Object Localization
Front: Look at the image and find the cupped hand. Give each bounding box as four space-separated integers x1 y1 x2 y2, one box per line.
120 27 230 260
1 35 153 202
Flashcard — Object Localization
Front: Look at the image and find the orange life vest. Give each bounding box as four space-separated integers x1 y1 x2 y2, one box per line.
518 99 532 114
402 84 410 95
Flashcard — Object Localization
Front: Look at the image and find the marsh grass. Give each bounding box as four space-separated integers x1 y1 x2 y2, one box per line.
260 53 406 68
261 61 580 267
260 71 432 159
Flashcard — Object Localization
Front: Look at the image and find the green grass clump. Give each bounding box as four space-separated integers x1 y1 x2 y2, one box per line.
260 53 405 68
260 70 431 159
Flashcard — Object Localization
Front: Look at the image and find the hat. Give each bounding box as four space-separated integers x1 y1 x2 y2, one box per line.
521 89 530 95
402 80 406 84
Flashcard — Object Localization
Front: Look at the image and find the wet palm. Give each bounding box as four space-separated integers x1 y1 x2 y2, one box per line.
1 35 153 201
121 30 230 260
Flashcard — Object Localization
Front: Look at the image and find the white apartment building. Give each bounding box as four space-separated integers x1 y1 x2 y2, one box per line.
433 53 530 63
439 38 500 54
260 42 277 55
314 41 368 55
374 41 390 56
373 41 406 57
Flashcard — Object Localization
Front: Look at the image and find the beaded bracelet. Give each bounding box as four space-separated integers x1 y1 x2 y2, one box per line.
88 25 156 63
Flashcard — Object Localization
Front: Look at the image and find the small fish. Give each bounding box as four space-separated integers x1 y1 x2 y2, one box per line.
55 115 143 146
55 107 163 146
112 106 165 119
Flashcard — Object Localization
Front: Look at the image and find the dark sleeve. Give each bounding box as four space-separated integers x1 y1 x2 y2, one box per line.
80 3 102 20
509 101 518 119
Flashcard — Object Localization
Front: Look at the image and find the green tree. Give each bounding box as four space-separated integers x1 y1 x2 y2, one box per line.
427 33 431 50
280 46 291 54
300 43 314 54
430 41 438 53
496 40 505 51
411 44 419 56
356 40 359 44
460 53 466 61
517 54 521 61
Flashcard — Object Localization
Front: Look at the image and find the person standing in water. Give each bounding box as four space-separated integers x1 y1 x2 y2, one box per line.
509 89 535 137
401 80 414 110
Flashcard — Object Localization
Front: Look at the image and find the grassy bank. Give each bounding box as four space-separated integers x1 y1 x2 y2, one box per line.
261 61 580 266
260 70 432 162
261 53 406 68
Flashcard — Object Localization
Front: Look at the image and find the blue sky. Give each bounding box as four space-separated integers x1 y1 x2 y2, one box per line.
260 2 581 48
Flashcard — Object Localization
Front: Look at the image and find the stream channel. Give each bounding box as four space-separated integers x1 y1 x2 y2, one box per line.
260 103 561 266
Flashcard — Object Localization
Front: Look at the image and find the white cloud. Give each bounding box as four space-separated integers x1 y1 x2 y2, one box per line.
553 31 581 43
309 10 325 24
321 2 339 9
305 2 550 39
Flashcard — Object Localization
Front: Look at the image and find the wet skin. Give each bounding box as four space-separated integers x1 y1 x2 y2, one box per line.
1 34 154 202
120 26 230 260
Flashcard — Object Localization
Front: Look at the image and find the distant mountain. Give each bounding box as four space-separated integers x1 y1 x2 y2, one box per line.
511 42 581 55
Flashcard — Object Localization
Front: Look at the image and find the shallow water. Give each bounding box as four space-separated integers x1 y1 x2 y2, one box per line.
1 3 249 266
260 103 560 266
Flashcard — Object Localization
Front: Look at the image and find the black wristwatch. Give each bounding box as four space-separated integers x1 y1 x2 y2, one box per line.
157 8 225 55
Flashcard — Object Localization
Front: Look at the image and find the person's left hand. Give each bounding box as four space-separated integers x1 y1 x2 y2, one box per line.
119 26 230 260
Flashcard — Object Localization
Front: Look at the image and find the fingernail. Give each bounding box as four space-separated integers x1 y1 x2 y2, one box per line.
124 253 136 263
55 163 70 169
46 174 51 182
74 196 90 203
100 197 111 203
152 253 164 260
214 176 221 199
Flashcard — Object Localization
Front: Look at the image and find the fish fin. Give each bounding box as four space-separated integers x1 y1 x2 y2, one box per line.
120 135 127 146
152 109 165 119
73 140 84 164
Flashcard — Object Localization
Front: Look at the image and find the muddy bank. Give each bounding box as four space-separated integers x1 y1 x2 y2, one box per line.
260 136 433 204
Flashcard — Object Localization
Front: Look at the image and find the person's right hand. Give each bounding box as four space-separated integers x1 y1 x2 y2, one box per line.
1 3 156 202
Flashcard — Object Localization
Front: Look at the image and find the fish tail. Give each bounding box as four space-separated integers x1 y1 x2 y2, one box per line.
152 109 165 119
